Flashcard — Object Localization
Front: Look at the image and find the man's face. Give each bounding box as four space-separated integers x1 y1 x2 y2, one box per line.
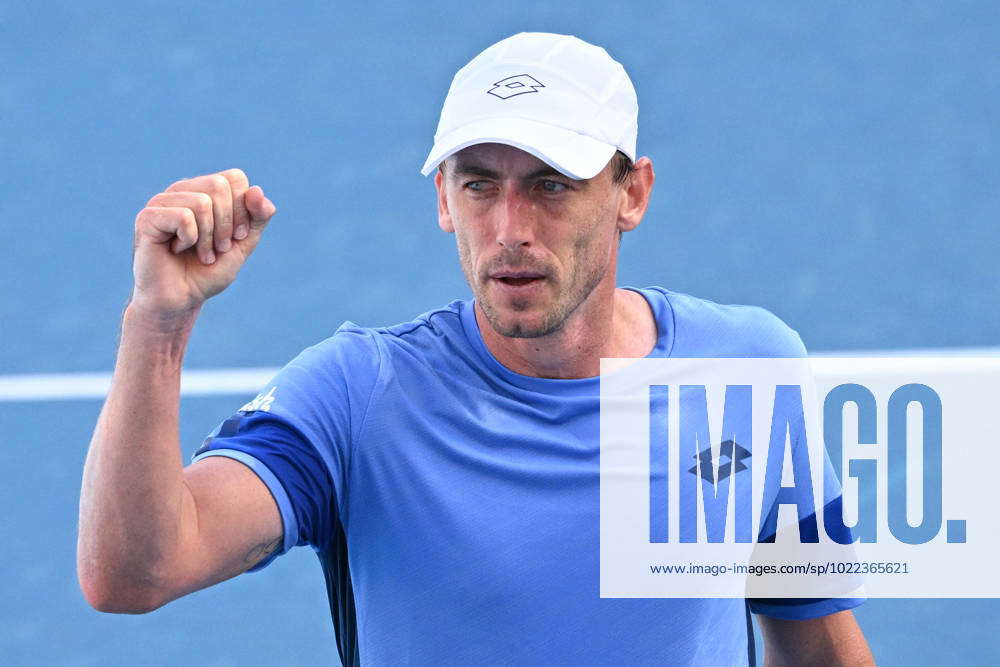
435 143 626 338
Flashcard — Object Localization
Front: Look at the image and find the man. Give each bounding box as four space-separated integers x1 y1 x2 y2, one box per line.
78 32 873 665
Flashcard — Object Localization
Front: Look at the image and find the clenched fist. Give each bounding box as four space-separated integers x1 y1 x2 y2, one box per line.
131 168 276 321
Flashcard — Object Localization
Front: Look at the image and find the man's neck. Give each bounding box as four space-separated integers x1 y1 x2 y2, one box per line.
475 286 658 380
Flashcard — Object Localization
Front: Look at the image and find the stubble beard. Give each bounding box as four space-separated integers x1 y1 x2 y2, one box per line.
457 232 609 340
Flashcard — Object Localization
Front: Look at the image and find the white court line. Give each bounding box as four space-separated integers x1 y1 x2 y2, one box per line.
1 349 998 402
0 368 279 402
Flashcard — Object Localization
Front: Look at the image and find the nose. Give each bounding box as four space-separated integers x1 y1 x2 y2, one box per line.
494 187 534 248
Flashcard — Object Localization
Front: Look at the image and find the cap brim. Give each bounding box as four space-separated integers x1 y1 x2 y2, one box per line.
420 117 617 180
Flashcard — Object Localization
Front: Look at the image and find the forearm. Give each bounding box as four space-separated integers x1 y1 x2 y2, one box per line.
77 303 201 611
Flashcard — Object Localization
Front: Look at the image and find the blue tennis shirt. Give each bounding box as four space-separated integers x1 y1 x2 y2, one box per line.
192 286 863 665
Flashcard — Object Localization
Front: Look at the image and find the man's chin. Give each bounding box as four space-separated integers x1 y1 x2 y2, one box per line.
494 322 547 339
481 306 563 339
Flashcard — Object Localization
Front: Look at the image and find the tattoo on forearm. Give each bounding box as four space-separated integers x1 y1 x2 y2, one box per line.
243 536 282 564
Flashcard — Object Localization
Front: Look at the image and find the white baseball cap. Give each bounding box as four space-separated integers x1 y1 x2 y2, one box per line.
420 32 638 180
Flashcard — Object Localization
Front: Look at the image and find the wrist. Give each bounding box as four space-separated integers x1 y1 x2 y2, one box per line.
118 303 200 373
123 300 202 337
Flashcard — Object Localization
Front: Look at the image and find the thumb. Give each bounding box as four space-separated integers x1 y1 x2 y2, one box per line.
246 185 277 229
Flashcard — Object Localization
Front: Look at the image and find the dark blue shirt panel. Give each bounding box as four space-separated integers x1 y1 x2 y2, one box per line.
192 411 336 570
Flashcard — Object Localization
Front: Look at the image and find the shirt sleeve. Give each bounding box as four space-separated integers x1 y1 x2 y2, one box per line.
749 439 867 618
189 321 382 572
745 315 866 619
748 590 865 620
747 495 867 619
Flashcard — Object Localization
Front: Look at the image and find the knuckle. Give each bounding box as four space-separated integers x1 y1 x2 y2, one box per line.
136 206 163 224
196 193 213 216
209 174 230 195
221 168 249 188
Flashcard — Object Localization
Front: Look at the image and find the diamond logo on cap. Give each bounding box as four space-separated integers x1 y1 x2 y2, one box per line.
487 74 545 100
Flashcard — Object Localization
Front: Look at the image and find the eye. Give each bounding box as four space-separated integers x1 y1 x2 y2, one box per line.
464 180 491 192
538 180 568 193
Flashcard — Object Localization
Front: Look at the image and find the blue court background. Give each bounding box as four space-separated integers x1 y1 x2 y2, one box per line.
2 1 998 663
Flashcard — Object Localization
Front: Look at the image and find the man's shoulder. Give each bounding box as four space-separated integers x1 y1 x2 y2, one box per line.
295 298 470 371
651 287 807 357
371 299 467 341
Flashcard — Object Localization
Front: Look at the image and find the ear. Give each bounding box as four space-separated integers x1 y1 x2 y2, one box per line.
435 170 455 234
617 156 655 234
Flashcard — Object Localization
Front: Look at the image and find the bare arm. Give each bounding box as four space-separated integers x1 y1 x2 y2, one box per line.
758 609 874 666
77 169 280 613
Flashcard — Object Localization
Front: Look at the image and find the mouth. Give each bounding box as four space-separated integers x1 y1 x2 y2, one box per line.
489 270 547 294
496 276 543 286
491 270 546 286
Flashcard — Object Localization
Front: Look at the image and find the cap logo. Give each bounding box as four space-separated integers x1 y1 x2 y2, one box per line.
487 74 545 100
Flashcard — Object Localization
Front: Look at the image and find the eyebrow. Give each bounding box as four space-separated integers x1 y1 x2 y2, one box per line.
449 161 577 183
